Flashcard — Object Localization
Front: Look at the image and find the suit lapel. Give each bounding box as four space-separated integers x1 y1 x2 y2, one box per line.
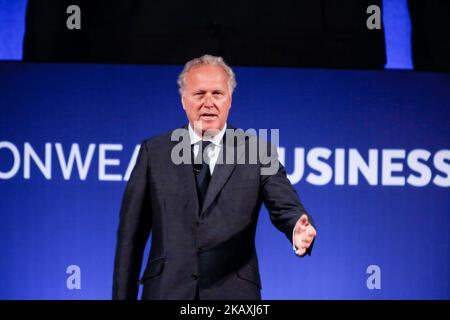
170 124 199 213
200 127 246 216
169 123 246 216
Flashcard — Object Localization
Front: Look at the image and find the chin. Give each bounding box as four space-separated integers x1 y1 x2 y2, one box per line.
201 120 222 132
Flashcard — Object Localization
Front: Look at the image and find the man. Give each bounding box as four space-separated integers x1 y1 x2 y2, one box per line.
112 55 316 300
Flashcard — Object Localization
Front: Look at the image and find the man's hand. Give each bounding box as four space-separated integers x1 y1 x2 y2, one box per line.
294 214 317 256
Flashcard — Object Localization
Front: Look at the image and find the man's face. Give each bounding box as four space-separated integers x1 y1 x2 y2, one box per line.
181 64 232 135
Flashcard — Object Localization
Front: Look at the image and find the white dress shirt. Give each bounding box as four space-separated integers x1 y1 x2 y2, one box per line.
188 122 227 175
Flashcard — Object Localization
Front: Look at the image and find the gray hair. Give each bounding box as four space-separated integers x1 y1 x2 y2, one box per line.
177 54 237 95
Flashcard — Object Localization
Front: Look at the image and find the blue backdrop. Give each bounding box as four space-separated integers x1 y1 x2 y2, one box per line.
0 62 449 299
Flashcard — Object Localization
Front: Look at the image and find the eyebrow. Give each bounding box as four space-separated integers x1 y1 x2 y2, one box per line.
193 89 224 94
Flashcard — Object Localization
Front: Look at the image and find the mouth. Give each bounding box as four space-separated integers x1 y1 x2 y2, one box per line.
200 113 218 121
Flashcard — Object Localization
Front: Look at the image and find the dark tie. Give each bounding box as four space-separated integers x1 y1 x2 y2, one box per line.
193 140 212 209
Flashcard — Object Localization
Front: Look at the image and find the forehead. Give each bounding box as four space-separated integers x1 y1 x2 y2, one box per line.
184 65 229 89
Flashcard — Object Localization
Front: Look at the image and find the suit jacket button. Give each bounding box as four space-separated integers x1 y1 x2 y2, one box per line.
191 273 198 280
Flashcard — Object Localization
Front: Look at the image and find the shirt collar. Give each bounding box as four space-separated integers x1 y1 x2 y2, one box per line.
188 122 227 147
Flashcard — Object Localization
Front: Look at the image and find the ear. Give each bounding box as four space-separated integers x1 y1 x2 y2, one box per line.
181 95 186 110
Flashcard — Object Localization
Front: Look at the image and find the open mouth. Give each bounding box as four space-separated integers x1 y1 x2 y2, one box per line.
200 113 218 121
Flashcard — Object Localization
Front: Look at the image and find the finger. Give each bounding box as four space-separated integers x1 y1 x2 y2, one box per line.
299 235 309 246
306 233 315 242
295 221 306 233
307 227 316 238
296 233 309 246
296 224 306 233
296 219 308 233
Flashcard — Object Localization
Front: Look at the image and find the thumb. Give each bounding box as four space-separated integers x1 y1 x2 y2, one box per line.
300 214 309 226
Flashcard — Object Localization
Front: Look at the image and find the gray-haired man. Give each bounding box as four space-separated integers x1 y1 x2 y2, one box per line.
113 55 316 300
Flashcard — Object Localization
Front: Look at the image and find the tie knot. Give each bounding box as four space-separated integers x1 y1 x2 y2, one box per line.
201 140 212 149
193 140 213 165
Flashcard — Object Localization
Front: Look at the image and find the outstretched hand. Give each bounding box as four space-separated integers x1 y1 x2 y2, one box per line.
294 214 316 256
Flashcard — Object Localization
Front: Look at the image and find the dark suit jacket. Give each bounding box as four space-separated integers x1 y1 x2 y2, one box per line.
112 125 314 300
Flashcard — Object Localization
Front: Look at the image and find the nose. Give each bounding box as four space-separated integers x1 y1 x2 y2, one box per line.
203 93 213 108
